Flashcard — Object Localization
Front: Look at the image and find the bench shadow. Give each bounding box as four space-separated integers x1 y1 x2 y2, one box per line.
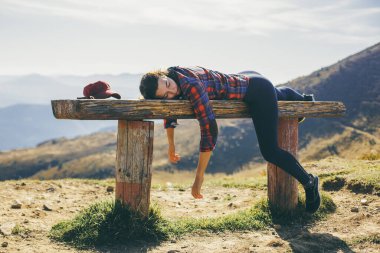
275 226 355 253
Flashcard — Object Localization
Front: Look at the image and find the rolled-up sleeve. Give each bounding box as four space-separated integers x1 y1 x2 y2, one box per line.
164 119 178 129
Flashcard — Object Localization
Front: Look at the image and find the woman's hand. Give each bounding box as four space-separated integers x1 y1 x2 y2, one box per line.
191 174 204 199
168 145 181 163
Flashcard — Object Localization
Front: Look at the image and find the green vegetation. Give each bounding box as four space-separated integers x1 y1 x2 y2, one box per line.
320 161 380 195
151 183 189 191
318 170 351 179
359 152 380 161
223 193 235 201
49 193 336 249
12 224 31 236
207 175 267 190
269 193 336 224
49 201 167 248
66 178 114 187
347 179 379 195
350 233 380 245
322 176 346 191
151 175 267 191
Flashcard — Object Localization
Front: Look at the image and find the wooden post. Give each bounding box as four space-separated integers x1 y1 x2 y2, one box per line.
267 118 299 213
115 120 154 217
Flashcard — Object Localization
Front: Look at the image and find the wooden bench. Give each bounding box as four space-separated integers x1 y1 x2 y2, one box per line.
51 99 346 216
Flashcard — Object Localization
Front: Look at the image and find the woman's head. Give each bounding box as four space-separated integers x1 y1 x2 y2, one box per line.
140 70 180 99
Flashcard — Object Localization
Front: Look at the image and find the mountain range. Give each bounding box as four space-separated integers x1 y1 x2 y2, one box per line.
0 42 379 180
0 73 142 150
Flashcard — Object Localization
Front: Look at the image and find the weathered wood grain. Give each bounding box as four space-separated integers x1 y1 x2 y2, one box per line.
267 118 299 213
51 98 346 214
115 120 154 217
51 99 346 120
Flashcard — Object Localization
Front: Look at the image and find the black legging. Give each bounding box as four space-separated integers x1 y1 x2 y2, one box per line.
242 75 311 186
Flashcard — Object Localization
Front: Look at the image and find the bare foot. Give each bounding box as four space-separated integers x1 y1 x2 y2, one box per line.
191 175 204 199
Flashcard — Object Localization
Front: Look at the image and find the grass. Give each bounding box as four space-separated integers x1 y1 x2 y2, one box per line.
318 170 351 179
359 152 380 161
320 163 380 195
165 199 271 234
269 193 336 224
206 167 267 190
151 183 188 191
49 201 167 249
309 157 380 195
49 193 336 249
207 176 267 190
151 172 267 191
350 233 380 245
11 224 32 237
67 178 114 187
224 193 235 201
322 176 346 191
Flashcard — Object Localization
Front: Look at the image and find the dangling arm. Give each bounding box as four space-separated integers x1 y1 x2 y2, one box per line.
183 79 218 199
191 119 218 199
164 119 181 163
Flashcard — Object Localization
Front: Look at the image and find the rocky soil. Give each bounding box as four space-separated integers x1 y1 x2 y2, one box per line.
0 159 379 252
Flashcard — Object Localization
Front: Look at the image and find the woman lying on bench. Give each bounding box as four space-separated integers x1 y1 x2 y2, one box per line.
139 66 320 213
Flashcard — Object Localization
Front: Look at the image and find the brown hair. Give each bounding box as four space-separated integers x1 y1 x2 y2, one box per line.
139 69 169 99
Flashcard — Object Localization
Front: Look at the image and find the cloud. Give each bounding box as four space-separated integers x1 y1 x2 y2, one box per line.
2 0 380 43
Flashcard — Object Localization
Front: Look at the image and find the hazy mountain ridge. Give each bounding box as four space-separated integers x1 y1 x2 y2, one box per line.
282 42 380 135
0 73 142 108
0 42 379 180
0 119 262 180
0 72 142 150
0 104 116 151
282 42 380 161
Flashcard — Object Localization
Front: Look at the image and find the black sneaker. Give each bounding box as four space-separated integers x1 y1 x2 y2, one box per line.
304 174 321 213
298 94 315 123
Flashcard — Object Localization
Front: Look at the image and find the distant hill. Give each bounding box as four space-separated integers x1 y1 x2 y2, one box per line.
0 73 142 150
0 119 263 180
0 104 116 151
282 42 380 135
0 73 142 108
280 42 380 160
0 42 379 180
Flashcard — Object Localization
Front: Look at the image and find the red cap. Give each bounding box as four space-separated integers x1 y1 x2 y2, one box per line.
83 81 121 99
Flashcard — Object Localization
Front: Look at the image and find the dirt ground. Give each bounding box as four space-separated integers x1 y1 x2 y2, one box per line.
0 175 379 253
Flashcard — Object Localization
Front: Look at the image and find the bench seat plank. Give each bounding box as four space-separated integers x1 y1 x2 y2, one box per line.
51 99 346 120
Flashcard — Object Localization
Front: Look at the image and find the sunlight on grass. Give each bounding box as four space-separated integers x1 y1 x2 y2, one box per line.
350 233 380 246
206 175 267 190
49 193 335 249
319 160 380 195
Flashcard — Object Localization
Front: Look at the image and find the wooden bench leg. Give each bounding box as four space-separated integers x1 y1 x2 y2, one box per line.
267 118 299 213
115 120 154 217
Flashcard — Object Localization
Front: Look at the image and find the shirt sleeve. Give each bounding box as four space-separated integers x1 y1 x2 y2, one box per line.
164 119 178 129
182 78 218 152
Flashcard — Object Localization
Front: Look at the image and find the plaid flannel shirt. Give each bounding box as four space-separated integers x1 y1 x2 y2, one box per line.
164 66 250 152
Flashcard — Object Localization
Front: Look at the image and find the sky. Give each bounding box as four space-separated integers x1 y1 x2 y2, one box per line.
1 0 379 84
